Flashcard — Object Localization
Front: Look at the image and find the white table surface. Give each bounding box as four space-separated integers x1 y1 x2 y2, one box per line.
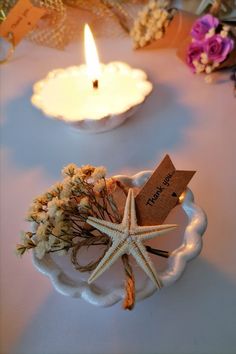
0 36 236 354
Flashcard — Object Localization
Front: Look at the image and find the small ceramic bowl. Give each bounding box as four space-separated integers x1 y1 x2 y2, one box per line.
31 62 153 133
32 171 207 307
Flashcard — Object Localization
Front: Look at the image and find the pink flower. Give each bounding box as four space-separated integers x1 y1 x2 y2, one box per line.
187 42 204 72
204 35 234 63
191 14 219 40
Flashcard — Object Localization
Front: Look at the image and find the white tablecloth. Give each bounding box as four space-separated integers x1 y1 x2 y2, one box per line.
0 37 236 354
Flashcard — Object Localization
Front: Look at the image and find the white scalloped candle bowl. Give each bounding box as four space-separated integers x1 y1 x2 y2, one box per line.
31 62 153 133
32 171 207 307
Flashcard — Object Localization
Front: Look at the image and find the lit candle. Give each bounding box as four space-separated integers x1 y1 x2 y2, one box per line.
84 24 100 89
32 24 153 133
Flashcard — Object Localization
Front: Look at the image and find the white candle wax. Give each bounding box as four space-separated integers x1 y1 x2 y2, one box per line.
32 62 153 122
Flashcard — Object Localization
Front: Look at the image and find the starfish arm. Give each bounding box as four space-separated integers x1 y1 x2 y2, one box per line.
87 216 124 240
129 240 162 289
135 224 177 241
88 239 128 284
122 189 137 229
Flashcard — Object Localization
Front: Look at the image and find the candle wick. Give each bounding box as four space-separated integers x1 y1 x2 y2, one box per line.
93 79 99 89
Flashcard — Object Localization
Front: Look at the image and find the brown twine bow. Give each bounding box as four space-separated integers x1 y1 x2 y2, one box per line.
71 234 136 309
71 235 111 272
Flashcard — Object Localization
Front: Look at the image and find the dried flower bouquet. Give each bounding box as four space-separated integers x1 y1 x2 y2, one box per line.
16 163 170 309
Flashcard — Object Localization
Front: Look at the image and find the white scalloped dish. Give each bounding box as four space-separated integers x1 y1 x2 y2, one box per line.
31 62 153 133
32 171 207 307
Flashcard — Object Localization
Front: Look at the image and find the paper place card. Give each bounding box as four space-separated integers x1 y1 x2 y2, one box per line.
0 0 46 45
135 155 195 225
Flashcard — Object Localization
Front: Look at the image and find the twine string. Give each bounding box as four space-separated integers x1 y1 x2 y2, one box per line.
71 234 111 272
122 254 135 310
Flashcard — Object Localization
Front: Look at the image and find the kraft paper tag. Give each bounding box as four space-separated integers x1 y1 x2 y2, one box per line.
0 0 46 45
135 155 195 225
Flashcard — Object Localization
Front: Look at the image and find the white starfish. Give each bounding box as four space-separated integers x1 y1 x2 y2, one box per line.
86 189 177 288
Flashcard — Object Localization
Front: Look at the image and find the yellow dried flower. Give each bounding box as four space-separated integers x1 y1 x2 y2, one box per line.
220 30 228 38
47 197 66 218
16 244 27 256
35 240 51 259
130 0 173 48
81 165 95 176
61 177 73 198
49 235 57 246
62 163 78 177
93 179 106 193
200 53 208 65
17 164 122 266
79 196 90 209
34 195 48 205
205 28 215 39
72 170 85 184
36 222 50 238
205 65 212 74
52 220 69 236
91 166 107 181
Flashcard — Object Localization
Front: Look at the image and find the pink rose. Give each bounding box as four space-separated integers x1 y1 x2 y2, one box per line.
204 35 234 63
187 42 204 72
191 14 219 41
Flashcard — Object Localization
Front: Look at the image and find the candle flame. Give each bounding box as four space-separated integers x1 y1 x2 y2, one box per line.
84 24 100 83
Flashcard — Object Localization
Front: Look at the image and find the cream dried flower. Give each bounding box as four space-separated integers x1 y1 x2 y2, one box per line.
16 244 27 256
91 167 107 182
200 52 209 65
196 65 205 74
34 195 48 205
79 196 90 209
62 163 78 177
130 0 173 49
72 170 86 184
205 28 215 39
17 164 123 263
81 165 95 176
28 202 43 214
20 231 34 246
60 177 73 198
205 65 213 74
26 209 48 223
223 25 230 33
220 30 228 38
47 197 66 218
36 222 50 238
93 179 106 193
48 235 57 246
35 240 51 259
52 221 67 237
